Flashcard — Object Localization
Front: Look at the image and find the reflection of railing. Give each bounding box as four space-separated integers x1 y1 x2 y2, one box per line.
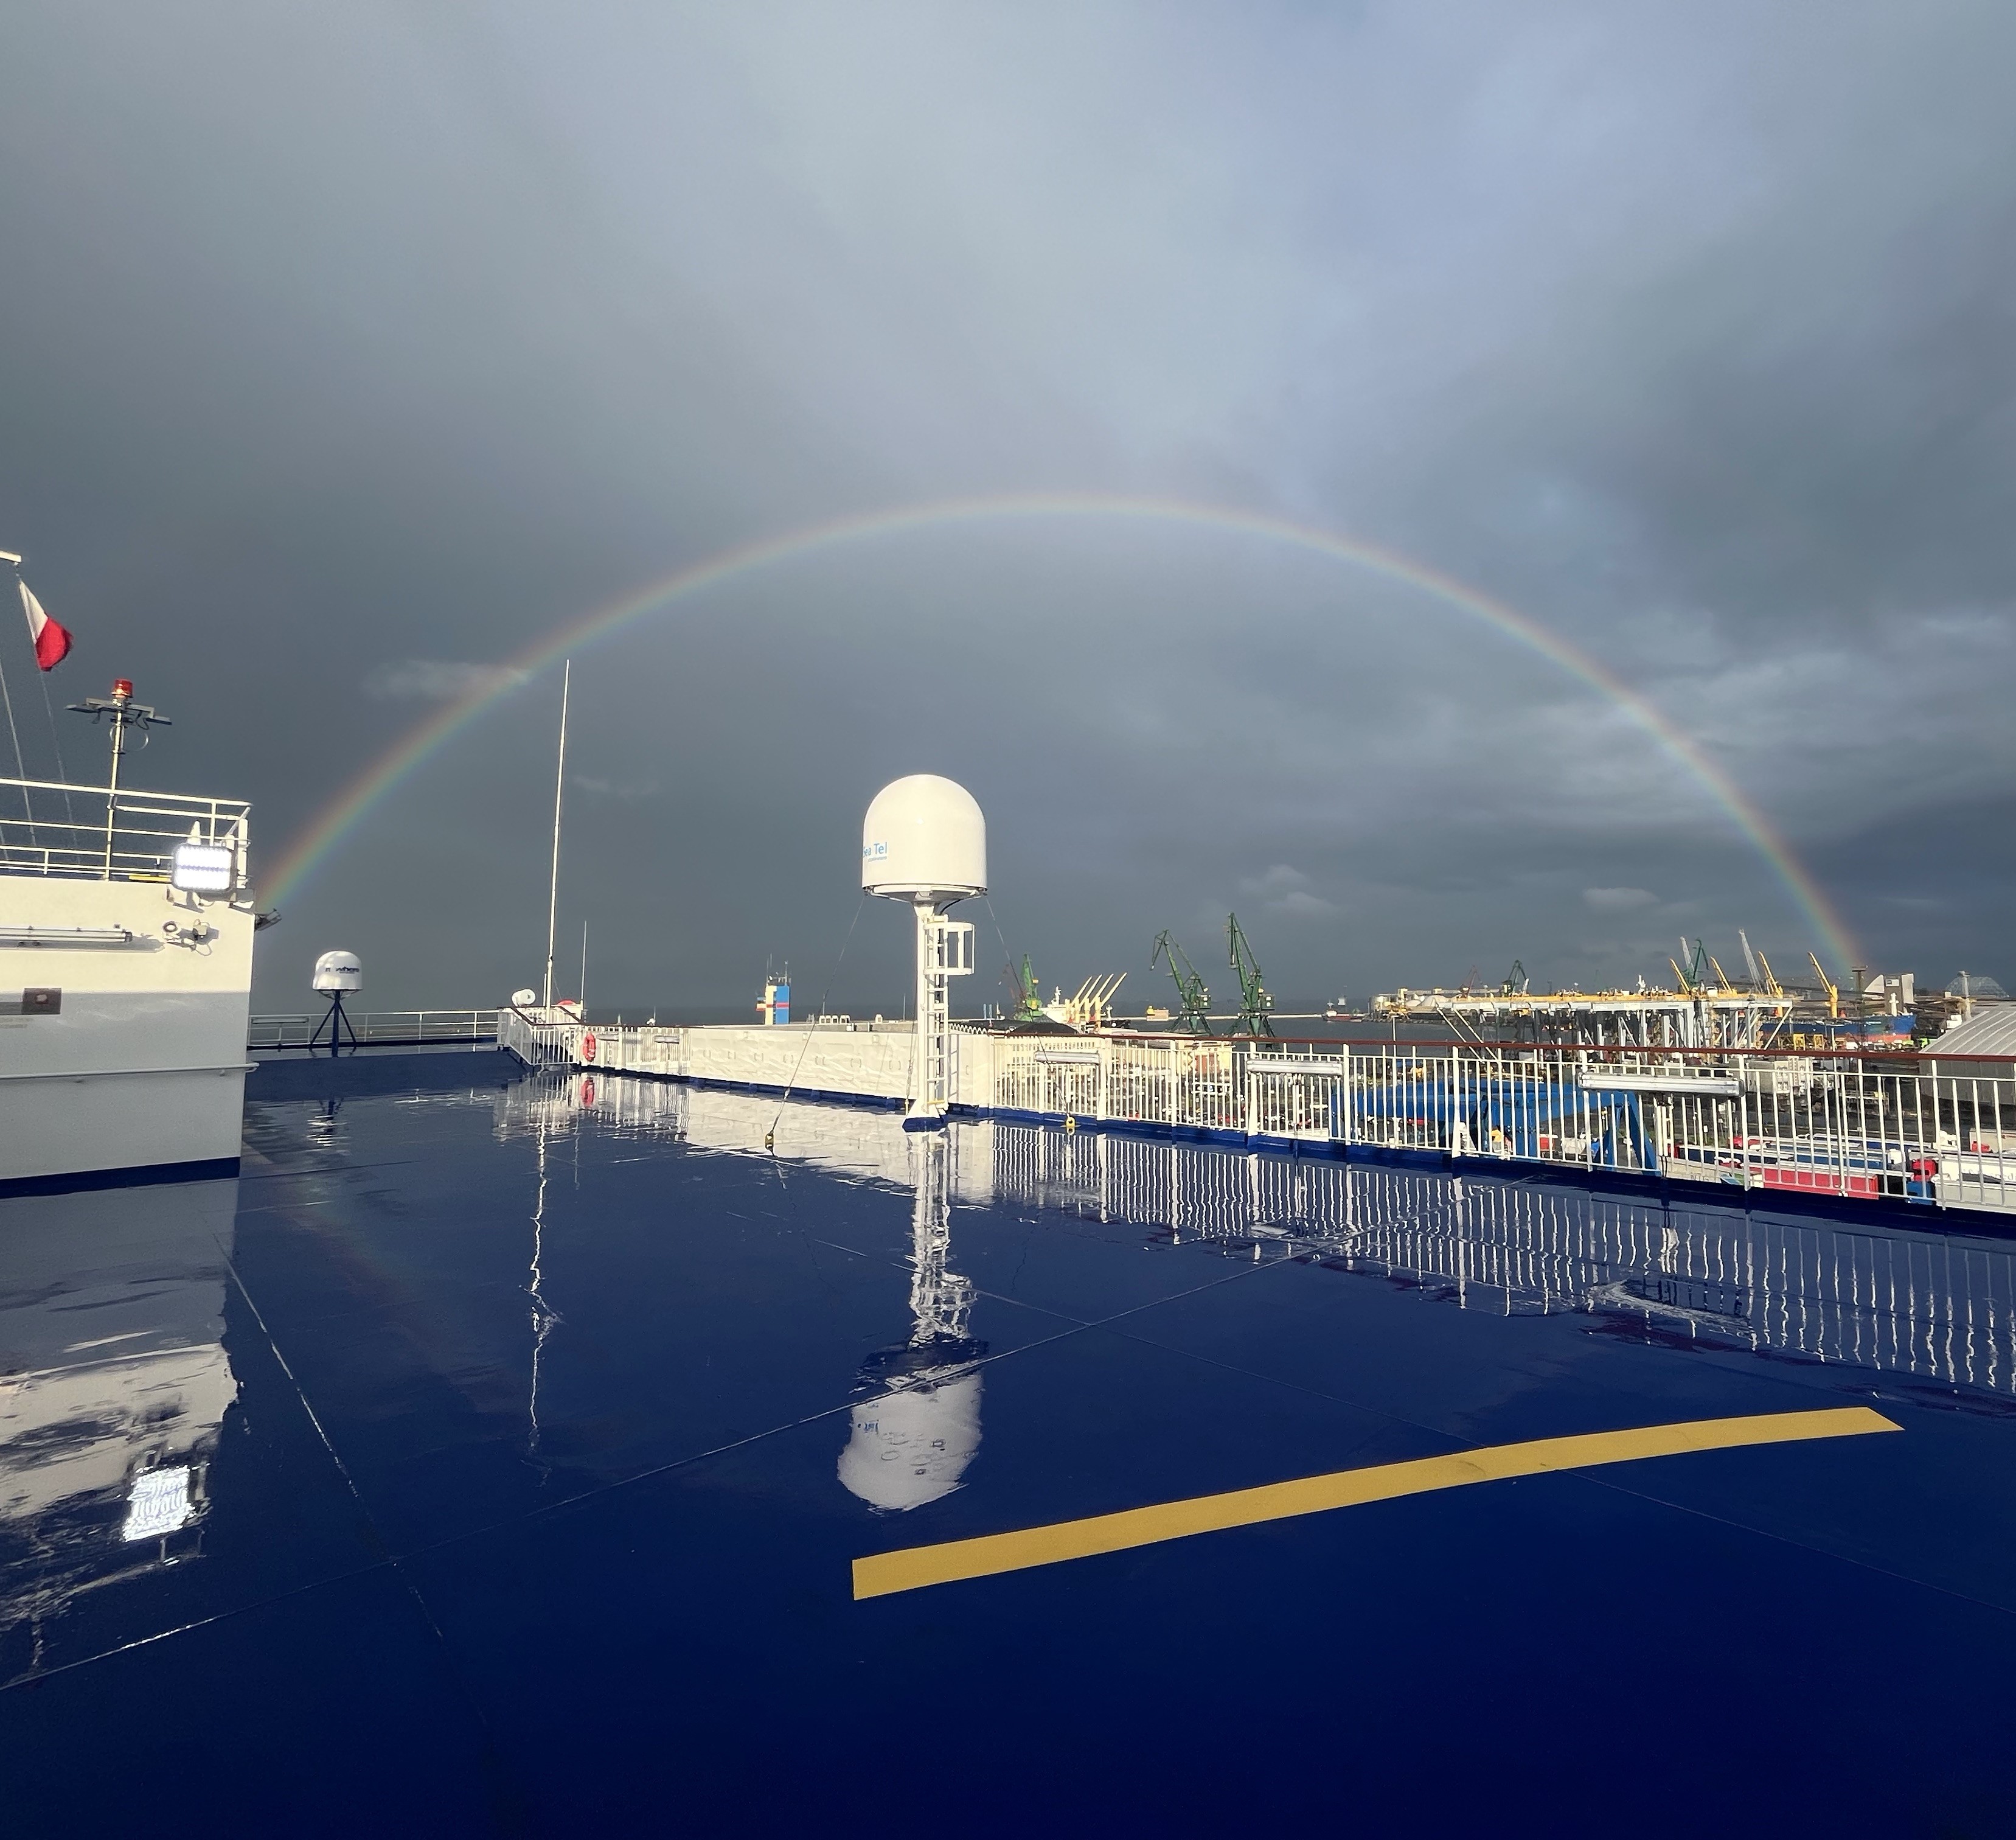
0 775 250 885
482 1069 2016 1402
982 1121 2016 1399
251 1009 498 1049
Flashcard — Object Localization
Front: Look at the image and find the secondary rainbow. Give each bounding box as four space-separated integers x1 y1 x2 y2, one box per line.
262 492 1858 966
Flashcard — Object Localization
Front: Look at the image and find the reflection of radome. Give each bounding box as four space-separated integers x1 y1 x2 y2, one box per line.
838 1372 983 1511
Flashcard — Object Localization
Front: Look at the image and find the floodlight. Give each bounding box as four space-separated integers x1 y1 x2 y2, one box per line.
170 842 234 893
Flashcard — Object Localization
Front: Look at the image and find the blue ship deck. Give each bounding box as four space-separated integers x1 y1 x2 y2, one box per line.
5 1062 2016 1836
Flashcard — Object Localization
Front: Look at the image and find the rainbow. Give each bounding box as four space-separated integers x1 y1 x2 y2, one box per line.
263 492 1858 966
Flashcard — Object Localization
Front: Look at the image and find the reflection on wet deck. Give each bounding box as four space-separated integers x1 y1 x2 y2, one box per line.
513 1072 2016 1404
8 1073 2016 1836
0 1182 239 1678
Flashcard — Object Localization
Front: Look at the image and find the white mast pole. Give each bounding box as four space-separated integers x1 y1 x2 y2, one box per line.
542 660 571 1011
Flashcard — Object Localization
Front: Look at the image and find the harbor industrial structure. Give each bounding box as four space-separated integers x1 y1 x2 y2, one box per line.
1373 982 1797 1049
1372 943 1950 1051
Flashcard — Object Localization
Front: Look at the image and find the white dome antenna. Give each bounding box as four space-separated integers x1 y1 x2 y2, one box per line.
862 775 984 1126
308 950 361 1056
311 950 362 993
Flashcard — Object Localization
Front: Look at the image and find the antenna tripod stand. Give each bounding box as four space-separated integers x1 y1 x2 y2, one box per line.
307 988 360 1058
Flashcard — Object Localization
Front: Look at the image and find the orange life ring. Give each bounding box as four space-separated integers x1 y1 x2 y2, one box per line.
581 1031 598 1062
580 1076 596 1106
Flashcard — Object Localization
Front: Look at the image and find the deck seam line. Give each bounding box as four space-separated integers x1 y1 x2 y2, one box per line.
0 1560 398 1698
209 1231 534 1809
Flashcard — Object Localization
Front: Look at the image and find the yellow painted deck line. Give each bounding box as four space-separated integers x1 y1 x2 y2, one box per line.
852 1406 1899 1600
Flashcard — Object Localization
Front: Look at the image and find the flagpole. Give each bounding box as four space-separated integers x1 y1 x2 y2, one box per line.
541 660 571 1011
101 681 131 877
0 555 35 832
2 556 75 823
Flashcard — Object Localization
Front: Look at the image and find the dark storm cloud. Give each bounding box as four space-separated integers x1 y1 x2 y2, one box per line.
0 2 2007 1011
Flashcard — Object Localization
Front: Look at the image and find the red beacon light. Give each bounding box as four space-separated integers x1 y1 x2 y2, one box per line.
64 680 171 818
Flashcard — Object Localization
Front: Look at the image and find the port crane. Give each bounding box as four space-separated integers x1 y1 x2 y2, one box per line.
1054 972 1127 1030
999 955 1043 1025
1150 930 1212 1034
1807 952 1841 1021
1225 913 1275 1037
1666 938 1715 993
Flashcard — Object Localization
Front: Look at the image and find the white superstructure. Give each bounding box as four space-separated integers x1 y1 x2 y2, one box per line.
0 727 257 1185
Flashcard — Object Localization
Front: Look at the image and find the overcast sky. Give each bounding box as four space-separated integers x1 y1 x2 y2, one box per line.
1 2 2010 1015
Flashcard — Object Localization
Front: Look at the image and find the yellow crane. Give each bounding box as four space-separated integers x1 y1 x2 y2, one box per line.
1808 952 1840 1021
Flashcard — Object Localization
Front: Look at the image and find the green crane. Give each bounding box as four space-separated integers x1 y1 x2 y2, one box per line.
1225 913 1275 1037
1500 960 1529 997
1150 930 1212 1035
1001 954 1043 1024
1670 937 1712 994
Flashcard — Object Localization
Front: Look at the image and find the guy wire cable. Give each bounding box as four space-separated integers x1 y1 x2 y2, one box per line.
982 894 1014 1016
37 672 74 822
0 638 36 837
768 894 866 1151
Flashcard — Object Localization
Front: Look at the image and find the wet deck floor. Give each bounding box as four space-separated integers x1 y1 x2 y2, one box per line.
6 1068 2016 1836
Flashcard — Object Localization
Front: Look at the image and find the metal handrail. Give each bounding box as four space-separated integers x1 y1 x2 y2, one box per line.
0 773 251 885
249 1009 499 1050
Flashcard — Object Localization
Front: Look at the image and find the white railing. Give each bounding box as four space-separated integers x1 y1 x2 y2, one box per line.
251 1008 499 1049
496 1006 580 1068
0 775 250 886
492 1015 2016 1220
988 1034 2016 1216
992 1034 1246 1131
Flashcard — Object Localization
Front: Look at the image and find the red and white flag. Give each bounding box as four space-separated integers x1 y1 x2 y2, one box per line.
19 580 70 671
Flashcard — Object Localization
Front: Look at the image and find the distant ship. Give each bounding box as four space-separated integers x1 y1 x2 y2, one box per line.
0 678 259 1188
